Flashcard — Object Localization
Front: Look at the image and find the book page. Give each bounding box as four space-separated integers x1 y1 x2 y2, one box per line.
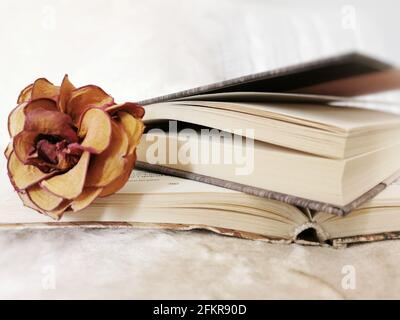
173 99 400 132
119 169 235 194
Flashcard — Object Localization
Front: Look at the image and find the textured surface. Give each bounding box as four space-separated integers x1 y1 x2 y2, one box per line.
1 228 400 299
1 0 400 299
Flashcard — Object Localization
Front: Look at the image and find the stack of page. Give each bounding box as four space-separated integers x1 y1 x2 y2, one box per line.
3 52 400 247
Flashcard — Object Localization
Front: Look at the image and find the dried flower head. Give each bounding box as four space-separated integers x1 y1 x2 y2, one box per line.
6 75 145 219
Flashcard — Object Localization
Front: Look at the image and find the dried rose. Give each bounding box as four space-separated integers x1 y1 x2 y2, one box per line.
5 76 145 219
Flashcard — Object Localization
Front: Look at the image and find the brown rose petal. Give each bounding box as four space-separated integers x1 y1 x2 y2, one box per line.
31 78 60 101
58 75 75 113
100 153 136 197
117 111 145 155
27 185 64 211
24 98 58 114
24 108 78 143
40 151 90 199
66 85 114 125
78 108 112 154
46 200 71 220
13 131 37 163
17 83 34 103
18 191 41 211
85 122 129 187
105 102 145 119
8 102 28 137
4 142 13 159
70 187 103 212
8 152 54 190
19 191 70 219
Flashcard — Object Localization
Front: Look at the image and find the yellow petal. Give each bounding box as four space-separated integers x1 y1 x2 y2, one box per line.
18 191 40 211
85 122 129 187
78 108 112 154
100 153 136 197
58 75 75 113
31 78 60 101
66 85 114 125
8 102 28 137
70 187 103 212
40 151 90 199
7 152 53 190
118 112 145 155
27 185 64 211
4 142 13 159
105 102 145 119
46 200 71 220
17 83 34 103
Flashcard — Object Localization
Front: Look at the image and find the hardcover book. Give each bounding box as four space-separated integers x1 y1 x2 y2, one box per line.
136 52 400 215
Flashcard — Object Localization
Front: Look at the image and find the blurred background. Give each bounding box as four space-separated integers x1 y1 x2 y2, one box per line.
1 0 399 106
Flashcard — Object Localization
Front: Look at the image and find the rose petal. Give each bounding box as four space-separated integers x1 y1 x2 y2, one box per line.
4 142 13 159
8 102 28 137
78 108 112 154
105 102 145 119
24 98 58 114
58 74 75 113
85 122 129 187
100 153 136 197
66 85 114 124
17 83 34 103
27 185 64 211
13 131 37 163
46 200 71 220
8 152 53 190
18 191 41 211
40 151 90 199
117 111 144 155
31 78 60 101
24 109 78 143
70 187 103 212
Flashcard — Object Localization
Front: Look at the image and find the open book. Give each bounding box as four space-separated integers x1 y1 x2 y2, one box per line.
138 101 400 211
2 169 400 248
137 53 400 215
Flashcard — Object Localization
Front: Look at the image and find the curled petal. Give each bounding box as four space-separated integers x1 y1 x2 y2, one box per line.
18 191 42 212
17 83 34 103
58 74 75 113
66 85 114 124
31 78 60 101
85 122 129 187
8 102 28 137
4 142 13 159
100 153 136 197
105 102 145 119
27 185 64 211
117 111 144 155
46 200 71 220
24 98 58 114
78 108 112 154
13 131 37 163
7 152 53 190
40 151 90 199
24 109 78 143
70 187 103 212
